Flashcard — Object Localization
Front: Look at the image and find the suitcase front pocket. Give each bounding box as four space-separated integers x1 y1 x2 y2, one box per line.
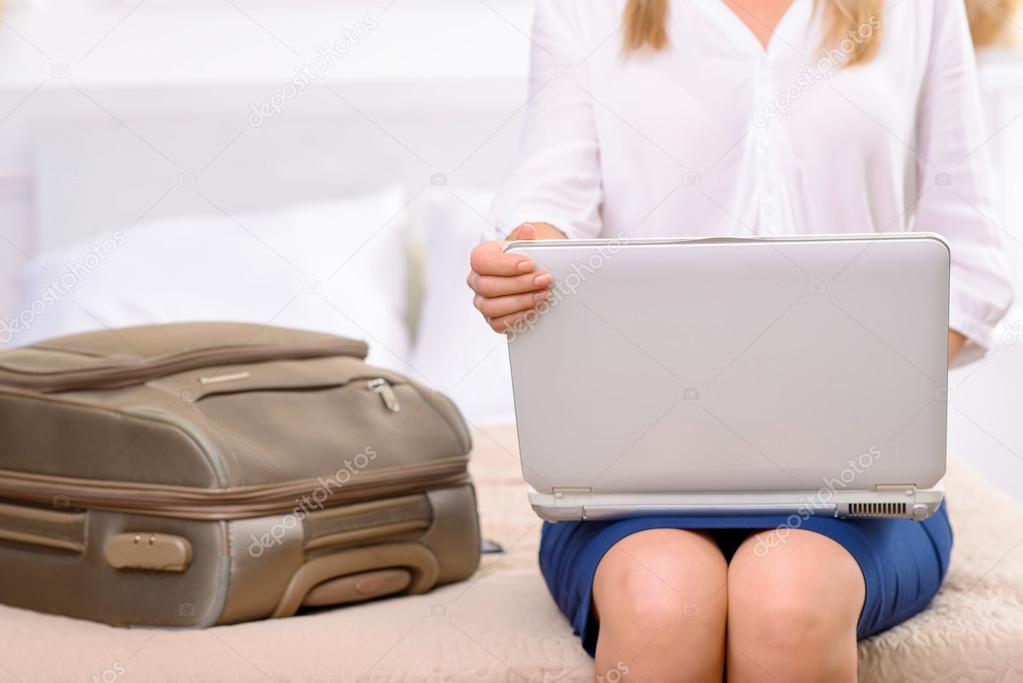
145 356 392 403
0 501 86 554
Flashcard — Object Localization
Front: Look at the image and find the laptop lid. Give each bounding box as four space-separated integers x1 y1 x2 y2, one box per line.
505 235 950 496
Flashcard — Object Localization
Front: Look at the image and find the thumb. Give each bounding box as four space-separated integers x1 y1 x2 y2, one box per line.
509 222 538 241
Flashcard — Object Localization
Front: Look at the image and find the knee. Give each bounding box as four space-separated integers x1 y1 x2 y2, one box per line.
729 576 838 650
594 529 728 625
592 530 728 682
602 557 693 625
727 529 864 675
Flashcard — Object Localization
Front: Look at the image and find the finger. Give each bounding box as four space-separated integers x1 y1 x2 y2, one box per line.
470 241 536 276
468 270 552 298
474 289 551 320
488 309 541 334
509 223 538 241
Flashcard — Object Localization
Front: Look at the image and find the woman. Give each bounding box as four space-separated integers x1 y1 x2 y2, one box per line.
468 1 1014 681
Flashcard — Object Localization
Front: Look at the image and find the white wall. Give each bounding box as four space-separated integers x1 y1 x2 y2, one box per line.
0 0 534 86
0 0 535 317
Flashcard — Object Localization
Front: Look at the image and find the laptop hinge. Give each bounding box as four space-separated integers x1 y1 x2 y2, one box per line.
873 484 917 494
552 487 592 505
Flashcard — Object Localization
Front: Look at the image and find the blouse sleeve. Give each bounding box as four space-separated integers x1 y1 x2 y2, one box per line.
913 1 1015 362
489 0 604 239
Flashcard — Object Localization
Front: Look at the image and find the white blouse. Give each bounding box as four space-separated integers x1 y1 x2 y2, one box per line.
492 0 1015 355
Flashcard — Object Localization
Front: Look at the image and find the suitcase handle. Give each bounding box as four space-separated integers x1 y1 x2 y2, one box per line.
270 543 440 618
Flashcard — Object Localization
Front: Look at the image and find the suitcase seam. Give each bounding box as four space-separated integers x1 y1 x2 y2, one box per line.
204 519 232 627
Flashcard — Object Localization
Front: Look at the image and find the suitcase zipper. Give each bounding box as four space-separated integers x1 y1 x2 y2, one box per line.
0 339 368 393
0 456 469 521
367 378 400 412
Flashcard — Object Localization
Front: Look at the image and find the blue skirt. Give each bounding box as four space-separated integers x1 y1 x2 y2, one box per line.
538 504 953 657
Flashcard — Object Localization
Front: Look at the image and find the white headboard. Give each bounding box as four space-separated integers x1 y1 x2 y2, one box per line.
14 55 1023 286
30 79 526 252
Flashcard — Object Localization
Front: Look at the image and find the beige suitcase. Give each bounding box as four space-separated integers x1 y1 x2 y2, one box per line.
0 323 480 626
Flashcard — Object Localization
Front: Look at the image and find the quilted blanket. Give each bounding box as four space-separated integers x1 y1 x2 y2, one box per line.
0 425 1020 682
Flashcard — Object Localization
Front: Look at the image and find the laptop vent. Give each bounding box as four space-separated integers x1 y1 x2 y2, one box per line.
849 502 907 517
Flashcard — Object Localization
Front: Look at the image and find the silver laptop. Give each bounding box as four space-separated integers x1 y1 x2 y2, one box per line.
505 234 949 522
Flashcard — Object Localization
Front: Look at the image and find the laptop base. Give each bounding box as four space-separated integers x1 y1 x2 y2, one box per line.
531 486 944 522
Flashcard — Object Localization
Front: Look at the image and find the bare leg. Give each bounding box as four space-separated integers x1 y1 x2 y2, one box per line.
592 529 728 682
726 529 865 682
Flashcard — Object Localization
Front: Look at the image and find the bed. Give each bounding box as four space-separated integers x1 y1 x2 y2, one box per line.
0 425 1021 682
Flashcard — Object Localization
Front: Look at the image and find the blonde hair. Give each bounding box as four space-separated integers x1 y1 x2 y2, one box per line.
966 0 1023 48
623 0 884 66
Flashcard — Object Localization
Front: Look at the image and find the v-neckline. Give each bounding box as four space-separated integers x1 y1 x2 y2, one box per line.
709 0 806 56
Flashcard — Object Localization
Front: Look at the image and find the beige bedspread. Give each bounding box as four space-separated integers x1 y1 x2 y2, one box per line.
1 425 1021 682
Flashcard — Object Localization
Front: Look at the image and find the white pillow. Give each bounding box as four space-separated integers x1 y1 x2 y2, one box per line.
408 187 515 425
7 188 414 371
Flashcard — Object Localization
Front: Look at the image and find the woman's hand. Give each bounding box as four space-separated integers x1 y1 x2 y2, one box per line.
948 330 966 362
467 222 567 333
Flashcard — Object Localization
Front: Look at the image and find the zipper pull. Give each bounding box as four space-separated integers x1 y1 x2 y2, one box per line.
367 378 400 412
